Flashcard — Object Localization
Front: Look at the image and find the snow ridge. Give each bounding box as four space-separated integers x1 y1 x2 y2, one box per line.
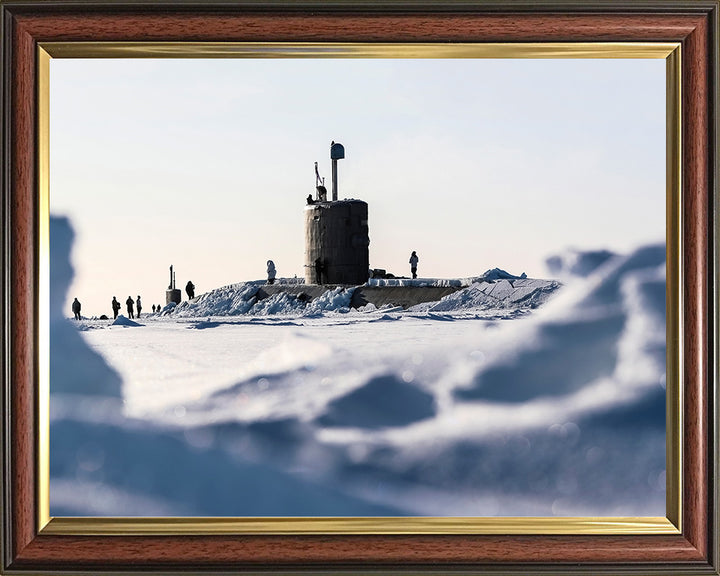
428 278 560 312
164 278 559 318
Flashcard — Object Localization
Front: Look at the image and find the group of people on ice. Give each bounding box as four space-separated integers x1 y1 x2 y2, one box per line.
71 295 161 321
111 296 166 319
112 295 146 319
71 295 145 320
115 280 195 318
70 279 197 321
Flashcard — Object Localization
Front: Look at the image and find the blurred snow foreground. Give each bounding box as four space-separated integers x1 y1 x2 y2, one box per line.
50 215 666 517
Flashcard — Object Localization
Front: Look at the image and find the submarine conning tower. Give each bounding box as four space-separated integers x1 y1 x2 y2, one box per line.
304 142 370 285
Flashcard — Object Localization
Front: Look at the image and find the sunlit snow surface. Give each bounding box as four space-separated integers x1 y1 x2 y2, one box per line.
50 216 666 517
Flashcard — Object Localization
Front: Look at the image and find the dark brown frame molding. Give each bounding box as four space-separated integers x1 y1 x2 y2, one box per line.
1 1 718 574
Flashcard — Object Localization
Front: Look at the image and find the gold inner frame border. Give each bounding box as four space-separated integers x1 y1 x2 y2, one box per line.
37 41 682 536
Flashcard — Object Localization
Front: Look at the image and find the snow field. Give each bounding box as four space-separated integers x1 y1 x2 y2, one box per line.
50 216 666 517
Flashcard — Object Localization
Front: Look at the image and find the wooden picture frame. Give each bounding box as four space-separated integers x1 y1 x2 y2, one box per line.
1 1 717 573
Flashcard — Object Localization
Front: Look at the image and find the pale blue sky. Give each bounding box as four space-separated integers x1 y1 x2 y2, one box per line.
50 57 665 316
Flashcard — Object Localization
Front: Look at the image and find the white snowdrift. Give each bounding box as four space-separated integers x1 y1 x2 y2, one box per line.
111 315 143 327
170 284 355 318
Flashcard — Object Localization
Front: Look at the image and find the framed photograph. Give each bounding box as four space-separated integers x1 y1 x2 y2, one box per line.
1 1 717 574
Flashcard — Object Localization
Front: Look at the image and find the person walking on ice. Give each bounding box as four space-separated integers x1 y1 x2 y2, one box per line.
136 295 142 318
266 260 276 285
409 251 419 279
186 280 195 300
71 297 81 320
126 296 135 319
111 296 121 319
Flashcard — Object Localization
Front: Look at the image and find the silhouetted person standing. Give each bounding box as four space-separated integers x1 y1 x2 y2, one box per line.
152 304 156 314
314 258 325 284
126 296 134 319
186 280 195 300
71 298 81 320
409 251 419 279
266 260 276 285
111 296 120 319
136 295 142 318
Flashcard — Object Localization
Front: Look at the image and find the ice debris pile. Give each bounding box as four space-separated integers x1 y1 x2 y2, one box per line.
163 272 560 318
424 277 559 312
169 284 356 318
